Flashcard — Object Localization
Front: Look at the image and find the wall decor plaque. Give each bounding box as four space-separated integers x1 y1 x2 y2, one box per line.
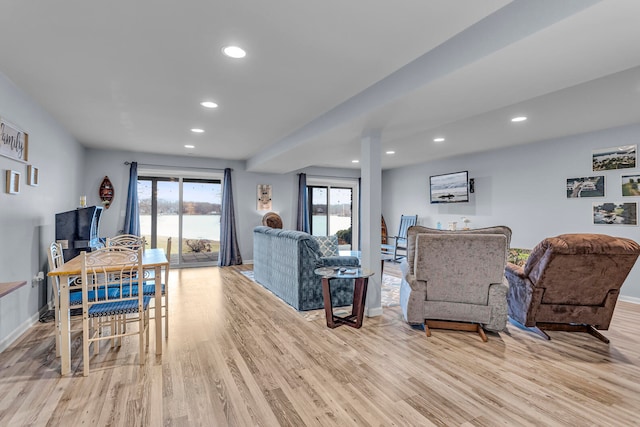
0 118 29 163
5 170 20 194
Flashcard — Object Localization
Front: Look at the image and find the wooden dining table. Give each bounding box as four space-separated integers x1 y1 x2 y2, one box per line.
48 248 168 375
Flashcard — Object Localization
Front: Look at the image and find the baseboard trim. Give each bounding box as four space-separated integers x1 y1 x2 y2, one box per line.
0 308 45 353
365 306 383 317
619 295 640 305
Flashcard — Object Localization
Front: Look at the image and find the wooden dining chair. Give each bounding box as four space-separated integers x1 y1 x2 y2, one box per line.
116 237 171 338
106 234 146 252
47 241 84 357
80 246 150 376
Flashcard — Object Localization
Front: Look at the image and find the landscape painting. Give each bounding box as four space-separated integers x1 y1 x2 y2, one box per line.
622 174 640 197
566 176 604 198
593 202 637 226
592 145 636 171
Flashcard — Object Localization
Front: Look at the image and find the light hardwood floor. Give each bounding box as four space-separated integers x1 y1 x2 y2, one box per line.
1 263 640 426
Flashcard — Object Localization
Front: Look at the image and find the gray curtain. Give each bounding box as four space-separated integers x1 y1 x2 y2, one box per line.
296 173 310 233
123 161 140 235
218 168 243 266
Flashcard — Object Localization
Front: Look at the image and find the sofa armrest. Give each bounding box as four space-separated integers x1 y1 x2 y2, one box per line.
318 256 360 267
404 273 426 292
485 278 509 331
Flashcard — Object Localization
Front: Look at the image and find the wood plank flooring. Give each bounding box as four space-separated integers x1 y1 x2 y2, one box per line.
1 262 640 426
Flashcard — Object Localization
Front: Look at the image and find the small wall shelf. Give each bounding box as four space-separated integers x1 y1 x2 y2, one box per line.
99 176 114 209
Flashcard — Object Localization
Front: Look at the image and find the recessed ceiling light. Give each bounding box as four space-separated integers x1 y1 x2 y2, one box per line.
352 160 359 163
222 46 246 59
184 144 195 149
433 137 445 143
200 101 218 109
511 116 527 122
191 128 204 133
386 151 395 155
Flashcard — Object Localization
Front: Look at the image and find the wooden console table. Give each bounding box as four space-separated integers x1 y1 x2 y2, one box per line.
314 267 374 329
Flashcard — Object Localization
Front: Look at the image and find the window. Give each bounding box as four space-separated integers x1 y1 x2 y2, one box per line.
307 179 358 250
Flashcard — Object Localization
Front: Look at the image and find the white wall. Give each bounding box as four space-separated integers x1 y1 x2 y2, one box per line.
0 73 85 350
382 123 640 300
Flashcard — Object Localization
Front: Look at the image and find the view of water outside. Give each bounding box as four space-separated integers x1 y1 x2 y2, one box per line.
140 214 220 240
143 214 349 240
138 178 221 261
312 216 352 236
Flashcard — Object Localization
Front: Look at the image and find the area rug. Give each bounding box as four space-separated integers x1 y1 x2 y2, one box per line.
239 269 401 321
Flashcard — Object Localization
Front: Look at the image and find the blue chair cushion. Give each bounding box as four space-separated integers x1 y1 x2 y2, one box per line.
88 296 151 317
120 283 165 297
69 288 120 305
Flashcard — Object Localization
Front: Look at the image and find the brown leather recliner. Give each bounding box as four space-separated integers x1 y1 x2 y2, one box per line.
506 234 640 343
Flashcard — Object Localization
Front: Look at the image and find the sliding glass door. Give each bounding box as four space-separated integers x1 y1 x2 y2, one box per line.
308 185 355 250
138 176 222 267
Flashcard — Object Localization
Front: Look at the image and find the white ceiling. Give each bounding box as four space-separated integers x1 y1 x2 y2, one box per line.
1 1 639 174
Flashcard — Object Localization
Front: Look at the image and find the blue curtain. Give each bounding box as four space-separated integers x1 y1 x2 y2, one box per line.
123 161 140 235
218 168 243 266
296 173 310 233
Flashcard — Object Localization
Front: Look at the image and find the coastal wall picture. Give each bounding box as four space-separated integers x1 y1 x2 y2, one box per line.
566 176 604 198
593 202 637 225
592 145 636 171
0 118 29 163
622 174 640 197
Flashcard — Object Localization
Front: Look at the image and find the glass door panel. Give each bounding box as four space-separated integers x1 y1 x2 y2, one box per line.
309 186 353 250
330 187 353 250
181 179 221 265
310 187 328 236
156 180 179 264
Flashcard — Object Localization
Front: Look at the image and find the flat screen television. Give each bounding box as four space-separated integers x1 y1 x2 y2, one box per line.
429 171 469 204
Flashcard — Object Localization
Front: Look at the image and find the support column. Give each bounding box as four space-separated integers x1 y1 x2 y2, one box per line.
360 130 382 317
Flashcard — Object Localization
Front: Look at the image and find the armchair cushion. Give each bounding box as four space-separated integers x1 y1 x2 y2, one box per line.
406 225 512 274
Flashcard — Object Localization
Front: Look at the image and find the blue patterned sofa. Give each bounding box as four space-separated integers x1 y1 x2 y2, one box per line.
253 226 360 310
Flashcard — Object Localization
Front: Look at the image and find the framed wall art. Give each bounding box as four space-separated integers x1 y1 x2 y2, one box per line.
0 118 29 162
5 170 20 194
622 174 640 197
566 176 604 198
27 165 39 186
592 145 636 171
592 202 637 226
257 184 272 210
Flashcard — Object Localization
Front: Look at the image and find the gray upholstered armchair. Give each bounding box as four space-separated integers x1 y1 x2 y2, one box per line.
400 225 511 341
506 233 640 343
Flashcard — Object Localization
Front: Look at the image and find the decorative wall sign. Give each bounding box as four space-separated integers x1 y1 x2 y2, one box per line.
27 165 39 186
592 145 636 171
592 202 637 225
0 118 29 162
5 170 20 194
257 184 272 210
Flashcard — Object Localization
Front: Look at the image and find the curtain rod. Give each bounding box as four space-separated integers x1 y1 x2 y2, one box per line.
124 161 231 172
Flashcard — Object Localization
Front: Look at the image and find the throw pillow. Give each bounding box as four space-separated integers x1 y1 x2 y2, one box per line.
314 235 339 257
